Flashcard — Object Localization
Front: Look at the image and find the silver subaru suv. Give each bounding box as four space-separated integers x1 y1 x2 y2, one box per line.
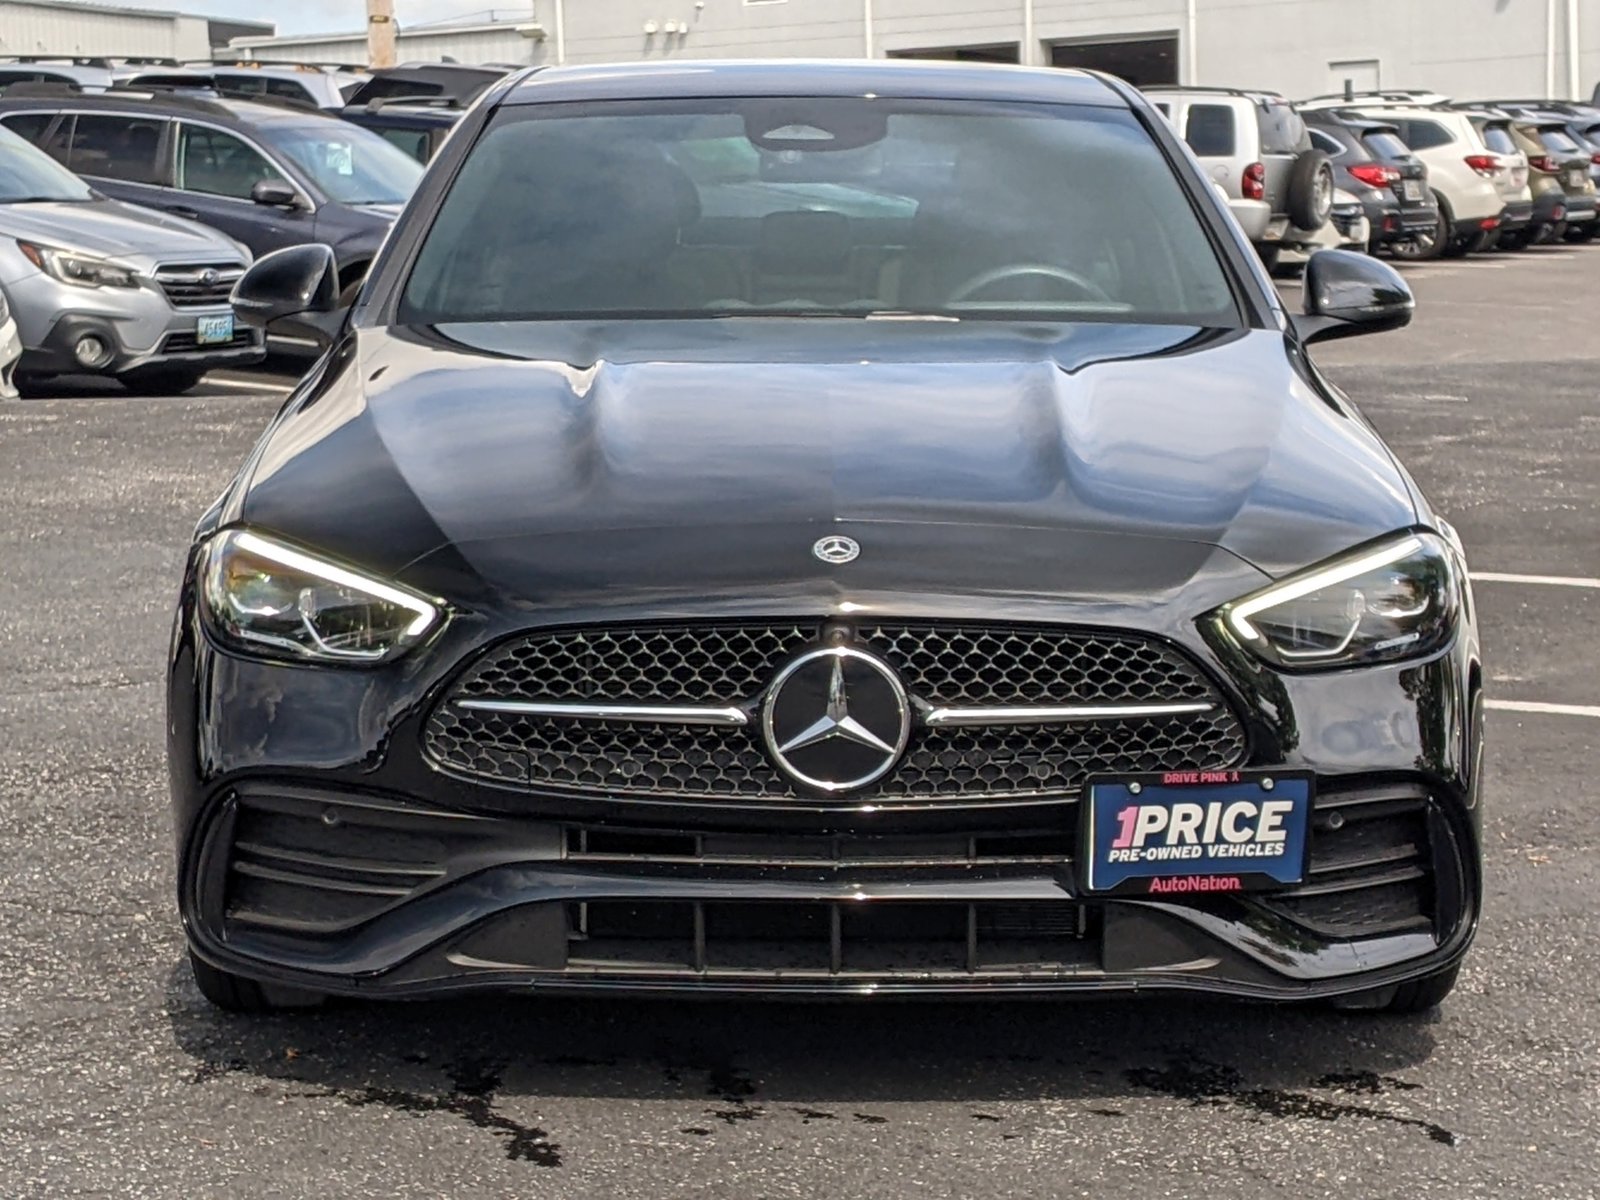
0 125 262 394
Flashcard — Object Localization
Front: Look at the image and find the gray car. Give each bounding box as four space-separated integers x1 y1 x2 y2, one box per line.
0 125 262 394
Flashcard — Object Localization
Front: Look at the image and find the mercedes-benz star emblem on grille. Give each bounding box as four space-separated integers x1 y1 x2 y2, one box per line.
812 535 860 565
761 646 910 793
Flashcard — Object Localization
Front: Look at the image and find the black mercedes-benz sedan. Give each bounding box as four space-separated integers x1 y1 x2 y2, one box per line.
170 61 1482 1013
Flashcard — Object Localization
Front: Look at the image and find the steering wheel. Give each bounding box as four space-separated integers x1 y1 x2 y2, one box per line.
948 263 1113 305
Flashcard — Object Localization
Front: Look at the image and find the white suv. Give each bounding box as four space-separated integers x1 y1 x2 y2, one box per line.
1302 99 1505 256
1145 87 1334 263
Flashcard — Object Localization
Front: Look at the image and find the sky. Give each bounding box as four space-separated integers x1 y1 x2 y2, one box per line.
167 0 535 38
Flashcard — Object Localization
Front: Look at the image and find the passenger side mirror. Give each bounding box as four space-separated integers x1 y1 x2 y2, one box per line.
1293 249 1414 345
231 244 340 343
251 178 301 208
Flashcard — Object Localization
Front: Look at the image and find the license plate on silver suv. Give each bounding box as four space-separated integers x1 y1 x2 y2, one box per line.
1402 180 1423 202
1566 169 1586 188
196 314 234 345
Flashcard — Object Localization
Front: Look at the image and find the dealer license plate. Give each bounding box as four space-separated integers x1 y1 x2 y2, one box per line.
1402 180 1423 202
1080 770 1312 896
195 314 234 345
1566 169 1586 188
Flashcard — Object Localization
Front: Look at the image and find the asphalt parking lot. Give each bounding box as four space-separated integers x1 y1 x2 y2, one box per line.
2 247 1597 1200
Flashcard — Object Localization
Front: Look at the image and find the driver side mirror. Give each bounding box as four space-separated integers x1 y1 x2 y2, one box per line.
251 178 301 209
231 243 340 344
1293 249 1414 345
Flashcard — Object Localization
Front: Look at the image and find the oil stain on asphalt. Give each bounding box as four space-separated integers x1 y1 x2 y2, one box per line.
1126 1057 1457 1146
186 1053 564 1167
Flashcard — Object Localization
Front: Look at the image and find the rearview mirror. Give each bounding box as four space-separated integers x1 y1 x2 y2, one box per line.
1293 249 1414 345
231 244 339 343
251 178 301 208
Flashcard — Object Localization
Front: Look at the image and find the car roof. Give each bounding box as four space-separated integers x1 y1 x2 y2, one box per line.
1302 110 1401 134
0 88 327 126
502 60 1127 108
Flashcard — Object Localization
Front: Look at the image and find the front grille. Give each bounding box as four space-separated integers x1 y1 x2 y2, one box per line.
1261 783 1435 937
425 620 1247 803
566 899 1097 976
161 328 256 354
154 262 244 308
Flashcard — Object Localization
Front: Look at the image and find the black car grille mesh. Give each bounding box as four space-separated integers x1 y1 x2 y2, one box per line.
425 621 1247 802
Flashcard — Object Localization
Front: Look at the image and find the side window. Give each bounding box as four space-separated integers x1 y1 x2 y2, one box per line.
1258 103 1308 154
215 73 266 97
1183 104 1236 157
378 126 430 162
0 112 53 145
265 78 314 104
1402 120 1452 151
1309 129 1346 158
175 123 286 199
66 113 166 183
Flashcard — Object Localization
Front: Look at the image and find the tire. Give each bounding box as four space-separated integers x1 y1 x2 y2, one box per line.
1497 228 1531 251
1254 243 1281 272
1286 151 1334 230
1331 964 1461 1014
189 951 326 1013
12 374 55 399
118 367 205 396
1564 221 1599 243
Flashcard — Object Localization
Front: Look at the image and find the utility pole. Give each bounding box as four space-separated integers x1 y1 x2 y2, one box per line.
367 0 397 68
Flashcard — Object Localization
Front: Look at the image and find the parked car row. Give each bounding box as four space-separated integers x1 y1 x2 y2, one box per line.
1148 85 1600 264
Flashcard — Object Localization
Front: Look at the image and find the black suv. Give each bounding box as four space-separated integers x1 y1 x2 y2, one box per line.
0 90 423 299
340 98 464 164
1304 112 1440 255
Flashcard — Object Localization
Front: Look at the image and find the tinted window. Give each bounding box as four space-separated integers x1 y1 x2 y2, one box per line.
1479 124 1517 154
175 123 286 198
67 113 166 183
1183 104 1235 156
214 73 267 97
0 112 53 144
1257 103 1306 154
1361 130 1412 159
0 123 93 201
403 99 1239 326
1399 120 1453 150
267 123 420 203
1538 127 1582 152
266 78 315 103
378 126 431 162
1309 129 1347 157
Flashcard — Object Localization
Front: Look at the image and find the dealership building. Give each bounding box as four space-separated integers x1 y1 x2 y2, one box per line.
227 0 1600 103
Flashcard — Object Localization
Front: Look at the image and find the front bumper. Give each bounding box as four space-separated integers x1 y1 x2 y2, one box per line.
169 576 1484 1004
8 268 263 379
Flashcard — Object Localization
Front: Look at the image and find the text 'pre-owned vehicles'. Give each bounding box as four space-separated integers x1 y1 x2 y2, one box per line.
0 124 260 393
0 90 423 302
171 61 1482 1016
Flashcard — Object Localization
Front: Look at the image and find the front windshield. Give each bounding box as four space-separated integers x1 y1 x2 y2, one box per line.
401 98 1238 325
270 123 422 204
0 125 92 202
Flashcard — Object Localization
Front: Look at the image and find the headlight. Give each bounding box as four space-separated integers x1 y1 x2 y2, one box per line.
1220 532 1460 670
18 240 138 289
200 529 442 663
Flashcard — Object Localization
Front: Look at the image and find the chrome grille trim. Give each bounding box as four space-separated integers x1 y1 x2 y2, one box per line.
455 698 750 727
154 261 245 308
920 701 1216 727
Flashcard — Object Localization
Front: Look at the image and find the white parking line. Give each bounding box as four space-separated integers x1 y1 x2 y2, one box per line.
1472 571 1600 589
1486 699 1600 718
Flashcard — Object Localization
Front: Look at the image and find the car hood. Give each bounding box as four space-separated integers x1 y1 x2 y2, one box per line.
234 320 1418 622
0 197 241 260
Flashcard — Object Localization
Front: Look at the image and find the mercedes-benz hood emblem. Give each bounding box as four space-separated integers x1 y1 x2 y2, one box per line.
812 535 860 565
761 646 910 793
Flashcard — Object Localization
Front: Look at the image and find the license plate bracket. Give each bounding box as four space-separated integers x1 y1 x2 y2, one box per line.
1079 770 1313 897
195 313 234 345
